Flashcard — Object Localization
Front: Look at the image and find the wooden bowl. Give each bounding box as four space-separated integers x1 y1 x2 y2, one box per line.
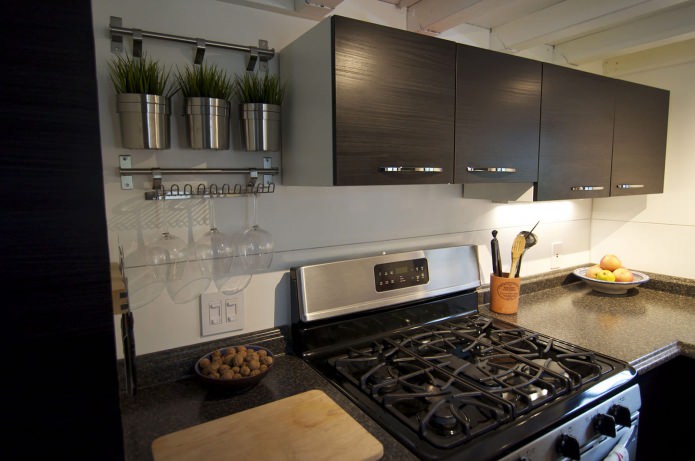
194 344 273 389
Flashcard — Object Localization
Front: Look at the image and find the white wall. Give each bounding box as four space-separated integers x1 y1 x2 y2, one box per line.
589 61 695 279
92 0 688 357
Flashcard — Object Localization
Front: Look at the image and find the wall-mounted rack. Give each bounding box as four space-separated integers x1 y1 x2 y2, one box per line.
109 16 274 71
119 155 279 200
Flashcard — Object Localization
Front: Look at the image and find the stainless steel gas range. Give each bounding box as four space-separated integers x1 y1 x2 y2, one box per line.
290 245 640 461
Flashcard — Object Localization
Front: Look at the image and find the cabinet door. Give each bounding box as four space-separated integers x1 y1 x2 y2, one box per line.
455 45 541 183
333 16 456 185
537 64 614 201
611 80 669 196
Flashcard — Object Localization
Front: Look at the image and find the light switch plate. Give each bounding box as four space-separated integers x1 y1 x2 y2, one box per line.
200 292 244 337
551 241 563 269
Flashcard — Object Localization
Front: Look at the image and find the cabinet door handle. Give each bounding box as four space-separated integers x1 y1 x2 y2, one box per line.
616 184 645 189
379 166 443 173
571 186 605 191
466 166 517 173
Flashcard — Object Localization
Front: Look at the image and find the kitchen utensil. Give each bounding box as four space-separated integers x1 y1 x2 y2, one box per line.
194 344 273 390
515 220 540 277
573 267 650 294
491 230 502 277
509 233 526 278
151 389 384 461
236 193 274 272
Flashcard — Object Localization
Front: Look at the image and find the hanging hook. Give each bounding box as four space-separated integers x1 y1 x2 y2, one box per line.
194 38 206 65
132 29 143 58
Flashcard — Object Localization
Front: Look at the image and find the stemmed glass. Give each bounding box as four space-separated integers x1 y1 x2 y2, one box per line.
236 193 274 273
164 199 211 303
196 196 251 294
145 199 190 289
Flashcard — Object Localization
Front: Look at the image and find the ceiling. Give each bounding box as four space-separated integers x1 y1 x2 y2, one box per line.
221 0 695 75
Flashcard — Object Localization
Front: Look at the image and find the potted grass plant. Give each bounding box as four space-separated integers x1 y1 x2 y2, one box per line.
175 63 234 150
109 53 174 149
234 71 285 152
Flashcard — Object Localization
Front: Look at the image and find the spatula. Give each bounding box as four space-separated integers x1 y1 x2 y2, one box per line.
509 233 526 278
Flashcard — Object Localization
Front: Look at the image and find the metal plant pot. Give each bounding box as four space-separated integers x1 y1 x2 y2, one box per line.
184 97 230 150
117 93 171 149
240 103 281 152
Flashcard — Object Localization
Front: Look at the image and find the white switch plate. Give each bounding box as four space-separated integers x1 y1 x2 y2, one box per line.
551 241 563 269
200 292 244 337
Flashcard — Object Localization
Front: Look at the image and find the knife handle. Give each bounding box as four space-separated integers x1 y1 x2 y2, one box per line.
491 239 502 277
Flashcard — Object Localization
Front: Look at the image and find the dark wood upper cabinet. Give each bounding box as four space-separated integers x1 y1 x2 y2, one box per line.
455 45 542 184
611 80 669 196
536 64 615 201
281 16 456 186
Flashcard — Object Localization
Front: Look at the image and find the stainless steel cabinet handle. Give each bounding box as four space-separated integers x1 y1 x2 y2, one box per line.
379 166 443 173
571 186 605 191
616 184 645 189
466 166 517 173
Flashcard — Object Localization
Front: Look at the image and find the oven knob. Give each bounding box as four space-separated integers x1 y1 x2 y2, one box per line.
556 434 580 460
593 413 617 437
608 404 632 427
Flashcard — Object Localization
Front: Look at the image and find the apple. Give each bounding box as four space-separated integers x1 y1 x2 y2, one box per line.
600 254 622 272
613 267 634 282
595 269 616 282
586 264 603 279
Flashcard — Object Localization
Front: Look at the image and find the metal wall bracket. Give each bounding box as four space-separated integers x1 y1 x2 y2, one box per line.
194 38 206 65
119 155 133 190
110 16 124 53
263 157 273 185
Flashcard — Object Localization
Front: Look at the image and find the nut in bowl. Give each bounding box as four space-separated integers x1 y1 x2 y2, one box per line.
195 344 274 389
573 267 650 295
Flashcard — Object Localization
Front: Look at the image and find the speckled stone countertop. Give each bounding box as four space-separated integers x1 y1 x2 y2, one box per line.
119 328 417 461
479 267 695 374
119 268 694 461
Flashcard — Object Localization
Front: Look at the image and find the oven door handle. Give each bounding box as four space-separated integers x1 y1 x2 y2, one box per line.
602 425 635 461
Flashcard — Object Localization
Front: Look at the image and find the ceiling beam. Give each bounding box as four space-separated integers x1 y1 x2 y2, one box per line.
555 1 695 64
602 38 695 75
216 0 342 21
492 0 689 52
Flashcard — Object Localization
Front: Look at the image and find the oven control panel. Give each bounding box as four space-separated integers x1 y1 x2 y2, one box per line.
374 258 429 292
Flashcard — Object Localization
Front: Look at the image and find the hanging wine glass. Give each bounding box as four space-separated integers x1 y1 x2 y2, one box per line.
165 199 211 303
145 198 190 287
195 196 251 294
236 192 274 273
122 201 166 308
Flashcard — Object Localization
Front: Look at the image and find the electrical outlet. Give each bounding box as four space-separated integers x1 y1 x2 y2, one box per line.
200 292 244 337
551 242 563 269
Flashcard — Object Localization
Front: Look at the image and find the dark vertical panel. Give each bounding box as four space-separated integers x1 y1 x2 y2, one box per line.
537 64 614 201
611 80 669 196
333 16 456 185
1 1 124 459
455 44 542 184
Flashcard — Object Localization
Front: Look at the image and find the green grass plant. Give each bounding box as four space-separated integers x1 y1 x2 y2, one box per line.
234 71 285 105
108 53 174 97
175 63 234 100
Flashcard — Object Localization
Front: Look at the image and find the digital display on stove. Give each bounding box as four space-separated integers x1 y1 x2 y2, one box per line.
374 258 429 292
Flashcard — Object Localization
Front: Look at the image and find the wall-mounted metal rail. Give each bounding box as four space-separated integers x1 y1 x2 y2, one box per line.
118 155 279 200
109 16 274 70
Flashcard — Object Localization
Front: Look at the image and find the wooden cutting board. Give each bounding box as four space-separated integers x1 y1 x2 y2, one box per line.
151 389 384 461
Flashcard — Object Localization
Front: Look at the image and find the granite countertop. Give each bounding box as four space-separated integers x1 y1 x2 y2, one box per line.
119 329 417 461
479 268 695 374
119 268 694 461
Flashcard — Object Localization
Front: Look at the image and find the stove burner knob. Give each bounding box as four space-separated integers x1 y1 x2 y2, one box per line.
593 413 617 438
608 404 632 427
556 434 580 460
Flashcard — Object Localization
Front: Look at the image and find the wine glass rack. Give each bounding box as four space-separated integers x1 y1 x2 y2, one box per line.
119 155 278 201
